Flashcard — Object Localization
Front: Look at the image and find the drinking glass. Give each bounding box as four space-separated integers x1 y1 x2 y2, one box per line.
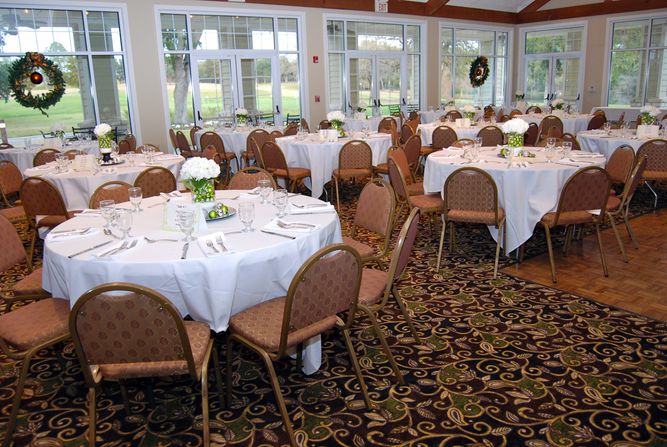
175 208 196 241
546 137 556 150
258 179 272 204
562 141 573 159
462 142 474 163
273 189 289 217
473 137 483 149
545 146 557 163
117 209 133 240
603 121 612 135
24 136 32 149
128 187 143 213
620 122 629 137
54 153 66 173
239 202 255 232
100 200 116 231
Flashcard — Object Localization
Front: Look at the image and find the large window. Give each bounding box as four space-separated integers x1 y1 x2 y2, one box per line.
521 25 584 109
0 7 132 138
440 25 509 107
326 18 423 114
159 11 303 128
607 16 667 107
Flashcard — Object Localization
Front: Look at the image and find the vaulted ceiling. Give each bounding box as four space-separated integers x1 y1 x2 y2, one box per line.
215 0 666 24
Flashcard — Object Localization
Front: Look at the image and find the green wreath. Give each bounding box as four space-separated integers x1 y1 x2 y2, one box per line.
469 56 489 88
9 52 66 117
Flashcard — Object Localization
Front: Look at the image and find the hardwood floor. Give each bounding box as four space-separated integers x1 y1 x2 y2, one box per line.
502 208 667 322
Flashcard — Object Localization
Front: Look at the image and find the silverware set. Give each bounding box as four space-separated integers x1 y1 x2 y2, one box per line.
98 239 138 257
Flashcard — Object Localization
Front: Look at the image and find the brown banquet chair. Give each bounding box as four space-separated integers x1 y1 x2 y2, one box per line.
226 244 372 446
176 130 197 158
537 115 563 142
168 128 179 152
524 122 539 146
228 167 277 190
319 120 332 129
431 125 458 150
261 141 311 193
89 181 132 209
587 113 606 130
33 148 60 167
242 128 272 168
117 139 132 154
200 131 239 183
636 138 667 208
605 145 635 186
561 133 581 151
476 125 504 146
189 125 202 150
388 155 442 227
70 282 223 447
526 105 542 114
377 116 396 134
134 166 177 198
332 139 374 210
0 160 23 208
403 133 422 175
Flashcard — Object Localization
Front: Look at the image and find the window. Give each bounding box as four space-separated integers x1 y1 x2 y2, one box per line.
440 25 509 107
326 18 423 114
159 11 303 128
0 7 132 138
607 16 667 107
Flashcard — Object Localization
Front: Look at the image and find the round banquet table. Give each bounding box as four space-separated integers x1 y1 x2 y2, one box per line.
418 122 481 145
42 190 343 374
195 125 279 160
515 113 592 135
23 153 185 210
275 132 393 198
423 146 606 253
343 115 397 132
577 130 657 160
0 140 99 173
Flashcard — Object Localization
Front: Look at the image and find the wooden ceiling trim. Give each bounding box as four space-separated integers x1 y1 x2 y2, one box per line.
518 0 667 23
388 1 517 23
425 0 449 16
520 0 551 14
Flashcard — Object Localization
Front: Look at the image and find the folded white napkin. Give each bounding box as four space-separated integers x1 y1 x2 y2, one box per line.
74 209 103 217
197 232 233 256
94 237 144 260
237 188 261 200
570 152 604 159
160 191 183 200
48 227 100 241
555 159 586 167
288 202 335 214
430 149 464 158
264 218 320 234
35 163 56 171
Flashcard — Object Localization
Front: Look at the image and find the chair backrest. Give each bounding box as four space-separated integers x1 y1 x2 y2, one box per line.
606 145 636 184
561 133 581 151
176 131 193 156
262 141 289 173
353 179 395 251
538 115 564 141
400 123 414 144
190 126 202 149
117 139 132 154
408 110 419 121
200 131 227 159
0 161 23 199
444 110 463 120
319 120 332 129
509 109 522 118
168 128 179 151
443 167 500 224
387 155 409 201
20 176 69 220
0 143 14 149
405 119 419 134
526 105 542 114
339 140 373 170
476 125 504 146
451 138 475 148
553 167 610 222
89 181 132 209
123 134 137 151
636 139 667 173
431 126 458 150
497 114 510 123
388 148 414 184
63 149 79 160
275 244 362 355
0 214 28 273
134 167 177 198
388 208 420 284
246 129 271 158
271 130 284 139
228 167 277 190
618 155 648 209
300 118 310 132
524 122 539 146
70 282 199 386
33 148 60 167
201 145 221 164
587 114 606 130
377 117 396 134
284 123 298 136
403 134 422 168
135 143 159 154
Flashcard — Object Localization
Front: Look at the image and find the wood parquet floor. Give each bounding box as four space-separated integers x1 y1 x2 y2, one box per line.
502 208 667 322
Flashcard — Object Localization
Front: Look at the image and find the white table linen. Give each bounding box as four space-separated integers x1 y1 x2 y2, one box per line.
23 153 184 210
423 147 605 252
42 190 342 374
418 122 481 145
516 113 592 135
591 107 667 122
0 140 98 173
275 133 392 198
195 125 279 160
343 116 397 132
577 130 654 160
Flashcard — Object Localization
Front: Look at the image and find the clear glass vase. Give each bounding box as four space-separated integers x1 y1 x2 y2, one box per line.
189 179 215 203
507 133 523 148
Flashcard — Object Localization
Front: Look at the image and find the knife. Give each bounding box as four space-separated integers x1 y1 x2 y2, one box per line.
52 227 91 234
181 242 190 259
67 240 113 258
260 229 296 240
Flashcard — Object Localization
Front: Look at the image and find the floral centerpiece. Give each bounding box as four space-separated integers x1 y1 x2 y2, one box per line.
639 105 660 125
551 98 565 110
502 118 529 150
235 107 248 125
94 123 113 162
462 104 476 121
180 157 221 203
327 110 346 137
50 123 65 140
514 90 524 101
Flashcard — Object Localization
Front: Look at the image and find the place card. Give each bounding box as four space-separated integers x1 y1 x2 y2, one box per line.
72 154 96 172
162 202 208 232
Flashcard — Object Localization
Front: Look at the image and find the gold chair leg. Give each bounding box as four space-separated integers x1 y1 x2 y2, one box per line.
28 226 38 265
225 337 234 405
119 379 131 413
607 213 628 263
201 360 210 447
260 351 296 446
212 344 225 408
392 285 422 344
542 223 557 283
2 350 35 447
623 210 639 249
503 223 508 258
563 225 574 256
493 220 504 279
334 176 341 210
435 217 447 271
594 222 609 277
340 326 373 410
358 305 404 385
88 386 97 447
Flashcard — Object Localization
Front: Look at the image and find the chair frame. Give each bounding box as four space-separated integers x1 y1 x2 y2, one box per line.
133 166 177 198
476 125 505 147
32 148 60 167
333 139 374 210
88 180 132 209
0 160 22 207
636 138 667 208
228 166 278 190
262 141 310 193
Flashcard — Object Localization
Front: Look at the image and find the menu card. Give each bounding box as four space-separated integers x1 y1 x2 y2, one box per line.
72 154 96 172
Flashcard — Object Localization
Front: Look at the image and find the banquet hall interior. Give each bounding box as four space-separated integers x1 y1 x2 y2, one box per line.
0 0 666 446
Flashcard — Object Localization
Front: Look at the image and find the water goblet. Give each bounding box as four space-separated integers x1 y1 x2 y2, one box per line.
546 137 556 150
239 202 255 232
273 189 289 217
128 187 143 213
562 141 572 159
545 146 557 163
258 179 272 204
54 153 66 173
100 200 116 231
175 208 196 241
117 209 133 240
473 137 483 149
24 136 32 149
603 121 612 135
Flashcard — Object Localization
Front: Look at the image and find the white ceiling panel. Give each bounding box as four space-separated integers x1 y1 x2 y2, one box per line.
446 0 535 13
540 0 602 10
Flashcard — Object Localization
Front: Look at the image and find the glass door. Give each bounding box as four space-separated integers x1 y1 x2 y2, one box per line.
194 57 237 123
239 56 275 118
377 56 402 109
524 56 582 109
347 54 404 116
348 57 373 112
525 58 550 106
553 57 581 105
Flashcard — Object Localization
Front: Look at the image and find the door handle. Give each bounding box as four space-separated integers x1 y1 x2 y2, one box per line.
197 110 202 122
276 105 280 114
402 98 406 105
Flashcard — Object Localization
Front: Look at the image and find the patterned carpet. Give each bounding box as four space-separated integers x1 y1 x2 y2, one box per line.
1 184 666 447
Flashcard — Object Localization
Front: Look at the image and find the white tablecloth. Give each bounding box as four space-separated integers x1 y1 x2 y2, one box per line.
343 116 397 132
195 125 279 159
42 190 342 374
0 140 98 173
423 147 605 252
591 107 667 122
23 153 185 210
577 130 651 160
516 113 592 135
418 123 480 145
275 133 393 198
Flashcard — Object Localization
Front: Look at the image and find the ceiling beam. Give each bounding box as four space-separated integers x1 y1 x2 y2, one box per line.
425 0 449 16
389 1 517 24
519 0 551 14
518 0 666 23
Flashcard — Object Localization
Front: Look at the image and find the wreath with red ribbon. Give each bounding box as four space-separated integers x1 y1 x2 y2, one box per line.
469 56 489 88
9 52 66 117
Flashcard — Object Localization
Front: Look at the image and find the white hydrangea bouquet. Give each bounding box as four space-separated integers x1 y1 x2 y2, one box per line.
327 110 346 136
502 118 529 150
462 104 477 121
515 90 524 101
551 98 565 110
639 105 660 125
235 107 249 125
180 157 221 203
94 123 113 149
50 123 65 140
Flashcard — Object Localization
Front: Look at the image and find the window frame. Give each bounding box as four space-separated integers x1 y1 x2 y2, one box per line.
439 21 513 108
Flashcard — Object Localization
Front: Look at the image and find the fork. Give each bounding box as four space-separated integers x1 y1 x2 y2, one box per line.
276 220 315 229
206 239 220 254
104 229 121 239
215 235 228 252
100 240 130 257
144 236 179 243
292 203 329 208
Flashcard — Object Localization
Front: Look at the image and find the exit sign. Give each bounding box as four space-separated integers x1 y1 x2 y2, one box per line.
375 0 388 13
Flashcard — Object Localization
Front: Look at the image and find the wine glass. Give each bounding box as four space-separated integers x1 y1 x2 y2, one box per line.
562 141 573 159
239 202 255 232
545 146 557 163
117 209 133 240
546 137 556 151
176 208 196 241
603 121 612 135
258 179 272 204
473 137 483 149
128 187 143 213
273 189 289 217
100 200 116 231
54 153 66 173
